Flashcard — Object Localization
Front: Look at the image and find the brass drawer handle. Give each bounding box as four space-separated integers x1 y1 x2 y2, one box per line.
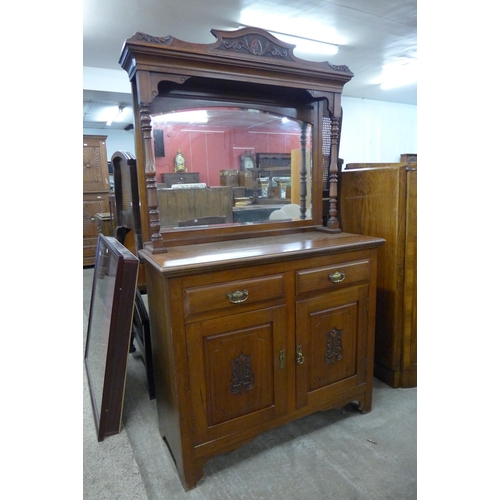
328 271 345 283
227 290 249 304
296 345 305 365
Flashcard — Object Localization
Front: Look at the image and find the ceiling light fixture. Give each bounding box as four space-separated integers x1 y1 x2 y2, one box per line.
269 30 339 57
237 25 338 58
106 105 124 126
379 59 417 90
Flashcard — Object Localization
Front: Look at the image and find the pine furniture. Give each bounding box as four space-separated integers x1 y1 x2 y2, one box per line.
340 161 417 387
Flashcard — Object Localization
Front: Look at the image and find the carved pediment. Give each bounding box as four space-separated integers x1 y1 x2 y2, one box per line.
328 63 354 76
134 32 173 45
213 30 294 61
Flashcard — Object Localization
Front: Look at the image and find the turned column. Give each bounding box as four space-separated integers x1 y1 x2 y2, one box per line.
139 103 163 247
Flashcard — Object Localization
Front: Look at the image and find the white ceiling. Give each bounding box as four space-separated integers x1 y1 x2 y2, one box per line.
83 0 416 131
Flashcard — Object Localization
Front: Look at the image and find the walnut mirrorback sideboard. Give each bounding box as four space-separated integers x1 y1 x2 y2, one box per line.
119 27 384 490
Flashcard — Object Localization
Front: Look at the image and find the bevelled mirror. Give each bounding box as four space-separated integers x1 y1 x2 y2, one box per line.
150 106 313 228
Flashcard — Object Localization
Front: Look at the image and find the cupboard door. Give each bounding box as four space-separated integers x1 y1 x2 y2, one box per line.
83 135 109 192
186 305 287 445
295 285 369 409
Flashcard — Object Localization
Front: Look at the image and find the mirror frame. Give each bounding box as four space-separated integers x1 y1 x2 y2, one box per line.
84 235 139 441
119 27 353 253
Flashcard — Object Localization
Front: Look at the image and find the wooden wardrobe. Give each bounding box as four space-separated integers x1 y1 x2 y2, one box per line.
83 135 110 266
340 161 417 388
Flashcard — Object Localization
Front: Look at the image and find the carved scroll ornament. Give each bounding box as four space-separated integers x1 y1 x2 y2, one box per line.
134 32 173 45
217 33 292 60
328 63 354 76
325 328 343 364
230 352 255 395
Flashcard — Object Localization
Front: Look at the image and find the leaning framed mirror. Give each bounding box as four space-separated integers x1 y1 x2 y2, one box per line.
84 235 139 441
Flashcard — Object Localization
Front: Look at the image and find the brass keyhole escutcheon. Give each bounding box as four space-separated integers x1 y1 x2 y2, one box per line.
296 345 305 365
279 349 285 369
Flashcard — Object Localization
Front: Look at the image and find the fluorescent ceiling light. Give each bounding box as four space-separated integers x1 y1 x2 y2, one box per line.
268 31 338 57
379 59 417 90
105 105 124 126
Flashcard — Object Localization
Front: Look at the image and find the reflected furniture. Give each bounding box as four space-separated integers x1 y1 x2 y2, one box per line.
177 215 227 227
83 135 110 266
119 27 384 490
161 172 200 187
232 205 281 223
157 186 233 227
251 153 292 203
340 161 417 388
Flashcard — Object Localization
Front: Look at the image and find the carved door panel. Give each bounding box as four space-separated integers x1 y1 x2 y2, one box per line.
295 285 369 409
83 135 109 192
187 305 287 445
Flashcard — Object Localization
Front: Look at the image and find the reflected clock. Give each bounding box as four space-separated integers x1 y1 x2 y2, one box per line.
174 149 187 172
239 152 255 170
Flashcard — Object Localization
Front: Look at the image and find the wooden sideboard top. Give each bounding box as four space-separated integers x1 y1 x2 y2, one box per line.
139 230 384 277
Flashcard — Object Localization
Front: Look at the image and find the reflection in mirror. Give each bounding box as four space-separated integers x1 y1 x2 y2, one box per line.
151 108 312 229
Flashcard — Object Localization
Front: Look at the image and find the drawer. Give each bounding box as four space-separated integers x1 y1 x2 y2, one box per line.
296 259 370 295
83 238 98 266
83 237 98 256
184 274 285 318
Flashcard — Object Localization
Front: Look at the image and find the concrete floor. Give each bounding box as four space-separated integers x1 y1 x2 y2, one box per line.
83 267 417 499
